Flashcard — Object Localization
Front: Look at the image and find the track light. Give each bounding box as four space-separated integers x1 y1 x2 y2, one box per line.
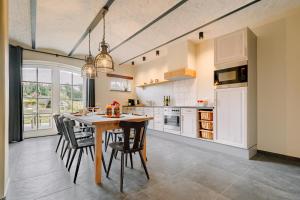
142 56 146 61
199 32 204 40
131 61 135 65
156 50 160 56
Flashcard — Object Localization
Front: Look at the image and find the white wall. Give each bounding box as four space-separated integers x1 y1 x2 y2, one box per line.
253 8 300 158
0 0 9 198
95 65 136 108
135 40 215 107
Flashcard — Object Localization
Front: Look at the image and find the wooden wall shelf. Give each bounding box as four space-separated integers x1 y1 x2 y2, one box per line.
136 80 170 88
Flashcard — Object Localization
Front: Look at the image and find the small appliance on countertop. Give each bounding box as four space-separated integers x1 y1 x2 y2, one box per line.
128 99 135 106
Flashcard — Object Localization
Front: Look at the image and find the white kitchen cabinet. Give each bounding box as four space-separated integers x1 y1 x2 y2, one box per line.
215 87 247 148
181 108 197 138
144 107 154 129
154 107 164 131
134 107 144 115
214 28 248 68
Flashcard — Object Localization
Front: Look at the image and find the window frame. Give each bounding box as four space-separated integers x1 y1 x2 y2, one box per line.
22 60 86 138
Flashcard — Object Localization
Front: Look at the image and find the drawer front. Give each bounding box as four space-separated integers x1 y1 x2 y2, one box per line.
181 108 196 114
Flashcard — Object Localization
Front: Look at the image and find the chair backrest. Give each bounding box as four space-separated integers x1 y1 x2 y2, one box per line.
53 114 61 134
58 115 70 142
63 118 78 148
119 121 148 152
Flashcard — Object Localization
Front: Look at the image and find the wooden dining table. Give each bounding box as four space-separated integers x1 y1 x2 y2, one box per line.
64 113 153 185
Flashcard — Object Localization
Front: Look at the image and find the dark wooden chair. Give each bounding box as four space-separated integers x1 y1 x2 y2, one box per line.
106 121 149 192
53 114 63 153
63 118 107 183
57 115 93 162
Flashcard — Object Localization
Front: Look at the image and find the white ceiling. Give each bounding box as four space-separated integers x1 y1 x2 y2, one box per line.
9 0 300 65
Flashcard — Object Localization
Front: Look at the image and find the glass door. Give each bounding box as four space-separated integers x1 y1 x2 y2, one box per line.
22 67 53 138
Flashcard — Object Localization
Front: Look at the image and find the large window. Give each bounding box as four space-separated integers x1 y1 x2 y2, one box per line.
60 71 84 113
22 68 53 132
22 61 85 138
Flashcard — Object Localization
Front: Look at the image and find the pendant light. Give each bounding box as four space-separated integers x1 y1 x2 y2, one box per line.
81 30 98 79
94 12 114 73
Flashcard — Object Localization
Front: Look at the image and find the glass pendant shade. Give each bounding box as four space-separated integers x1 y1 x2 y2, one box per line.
81 30 98 79
81 55 97 79
94 42 114 73
94 12 114 73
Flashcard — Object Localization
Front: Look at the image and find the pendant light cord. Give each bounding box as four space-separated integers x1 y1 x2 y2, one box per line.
102 13 106 43
88 30 91 56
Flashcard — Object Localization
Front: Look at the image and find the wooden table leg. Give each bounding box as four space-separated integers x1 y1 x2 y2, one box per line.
95 126 103 184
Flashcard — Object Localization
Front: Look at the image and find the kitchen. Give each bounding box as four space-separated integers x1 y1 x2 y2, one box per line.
2 0 300 199
121 28 257 159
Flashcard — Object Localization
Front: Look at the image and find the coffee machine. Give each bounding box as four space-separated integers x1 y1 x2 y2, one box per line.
128 99 135 106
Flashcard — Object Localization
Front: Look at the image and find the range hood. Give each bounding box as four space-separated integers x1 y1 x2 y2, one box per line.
164 41 197 81
164 68 196 81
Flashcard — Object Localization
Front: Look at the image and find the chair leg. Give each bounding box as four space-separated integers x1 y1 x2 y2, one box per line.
120 152 125 192
102 153 107 173
62 142 69 160
114 150 118 159
60 140 65 159
68 149 77 172
55 135 63 153
105 132 111 152
125 153 128 167
74 149 83 184
104 131 107 151
129 153 133 169
106 149 115 178
66 148 72 168
139 151 149 180
88 146 94 161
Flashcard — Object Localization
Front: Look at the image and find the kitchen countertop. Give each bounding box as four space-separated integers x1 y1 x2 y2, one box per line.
123 105 214 109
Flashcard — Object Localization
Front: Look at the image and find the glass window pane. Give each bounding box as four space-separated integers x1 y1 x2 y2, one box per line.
38 68 52 83
23 98 37 114
23 82 37 98
72 85 82 100
38 114 52 129
72 100 84 113
23 115 37 131
38 99 52 114
23 68 37 82
73 73 83 85
60 85 72 100
60 100 72 113
60 71 72 84
38 83 52 98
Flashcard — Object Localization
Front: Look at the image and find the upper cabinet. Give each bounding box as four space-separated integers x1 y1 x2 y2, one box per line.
214 28 249 68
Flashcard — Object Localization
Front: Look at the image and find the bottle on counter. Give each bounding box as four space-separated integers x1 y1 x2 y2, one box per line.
106 104 112 117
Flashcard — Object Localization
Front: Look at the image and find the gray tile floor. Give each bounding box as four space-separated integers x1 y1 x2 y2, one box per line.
7 131 300 200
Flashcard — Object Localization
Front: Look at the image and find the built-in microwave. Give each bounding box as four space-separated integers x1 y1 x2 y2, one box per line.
214 65 247 87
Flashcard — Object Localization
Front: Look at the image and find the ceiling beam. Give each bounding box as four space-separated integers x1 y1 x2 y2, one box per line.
119 0 261 65
68 0 115 56
30 0 37 49
109 0 188 53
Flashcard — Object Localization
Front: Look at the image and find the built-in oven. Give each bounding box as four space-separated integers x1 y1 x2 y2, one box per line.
164 107 181 134
214 65 248 88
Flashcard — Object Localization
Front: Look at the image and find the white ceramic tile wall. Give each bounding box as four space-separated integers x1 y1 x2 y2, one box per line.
136 78 199 106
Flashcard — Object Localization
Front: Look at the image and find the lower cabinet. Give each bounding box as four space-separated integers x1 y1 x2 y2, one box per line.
153 107 164 131
215 87 247 148
181 108 197 138
144 107 154 129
